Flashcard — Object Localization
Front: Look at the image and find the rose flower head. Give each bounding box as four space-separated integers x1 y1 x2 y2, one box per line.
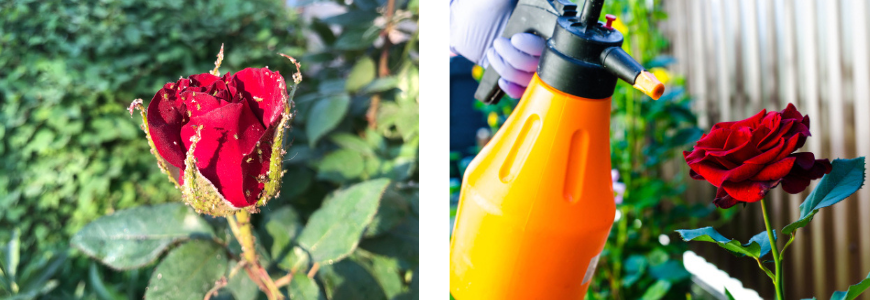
130 47 301 216
683 103 832 209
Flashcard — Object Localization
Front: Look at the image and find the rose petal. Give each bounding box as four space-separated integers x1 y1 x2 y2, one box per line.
749 157 796 181
147 84 188 169
713 186 739 208
189 73 222 87
695 161 764 187
757 121 792 150
695 128 731 150
790 152 816 170
232 68 286 128
722 180 772 202
780 103 803 120
180 102 267 207
745 138 785 165
731 109 767 129
781 175 810 194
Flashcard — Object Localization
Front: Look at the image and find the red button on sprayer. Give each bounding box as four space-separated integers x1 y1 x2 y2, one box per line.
605 14 616 30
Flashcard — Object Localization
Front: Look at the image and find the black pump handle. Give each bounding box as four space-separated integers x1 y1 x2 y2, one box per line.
473 0 577 104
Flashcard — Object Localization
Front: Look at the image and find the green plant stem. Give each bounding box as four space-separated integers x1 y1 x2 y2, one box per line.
760 198 784 300
228 210 283 300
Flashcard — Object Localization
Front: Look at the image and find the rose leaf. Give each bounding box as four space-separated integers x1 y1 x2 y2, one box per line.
346 57 376 93
224 260 259 300
144 240 227 300
675 226 776 259
70 203 214 270
317 149 366 183
782 157 866 235
640 280 671 300
829 271 870 300
287 273 324 300
297 179 390 264
307 94 350 147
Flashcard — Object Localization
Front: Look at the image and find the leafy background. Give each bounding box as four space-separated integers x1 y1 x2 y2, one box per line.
0 0 418 298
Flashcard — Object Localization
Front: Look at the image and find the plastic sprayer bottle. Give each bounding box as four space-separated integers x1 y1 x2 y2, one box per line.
450 0 665 299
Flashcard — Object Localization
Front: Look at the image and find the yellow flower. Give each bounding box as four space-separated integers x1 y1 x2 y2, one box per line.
472 65 484 81
650 67 671 85
612 18 628 35
487 111 498 127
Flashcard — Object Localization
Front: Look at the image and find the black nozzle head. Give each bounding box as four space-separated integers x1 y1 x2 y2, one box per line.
537 10 625 98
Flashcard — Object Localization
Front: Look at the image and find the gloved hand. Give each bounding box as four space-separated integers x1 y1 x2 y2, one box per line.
487 33 545 99
449 0 517 66
450 0 545 99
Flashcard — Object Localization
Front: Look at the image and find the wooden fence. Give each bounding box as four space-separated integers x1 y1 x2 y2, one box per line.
661 0 870 299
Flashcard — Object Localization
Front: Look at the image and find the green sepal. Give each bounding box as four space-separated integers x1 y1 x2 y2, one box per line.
181 126 239 217
129 98 181 188
255 54 302 207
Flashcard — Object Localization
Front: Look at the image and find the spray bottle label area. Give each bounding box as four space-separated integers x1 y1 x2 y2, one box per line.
582 252 602 285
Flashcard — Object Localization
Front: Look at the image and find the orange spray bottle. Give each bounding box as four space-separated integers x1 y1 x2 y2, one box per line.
450 0 664 299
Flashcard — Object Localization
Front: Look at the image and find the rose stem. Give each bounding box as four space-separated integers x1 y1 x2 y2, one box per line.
760 198 784 300
229 210 284 300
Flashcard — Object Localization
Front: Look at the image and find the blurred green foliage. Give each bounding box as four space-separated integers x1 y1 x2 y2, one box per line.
1 0 418 298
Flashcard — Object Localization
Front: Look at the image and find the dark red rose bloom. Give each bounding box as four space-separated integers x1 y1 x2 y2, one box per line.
683 103 832 208
146 68 289 209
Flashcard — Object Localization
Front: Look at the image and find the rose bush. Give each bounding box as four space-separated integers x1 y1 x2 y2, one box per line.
131 55 296 216
683 103 832 208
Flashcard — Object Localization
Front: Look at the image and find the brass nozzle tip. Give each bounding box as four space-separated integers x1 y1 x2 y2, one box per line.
633 71 665 100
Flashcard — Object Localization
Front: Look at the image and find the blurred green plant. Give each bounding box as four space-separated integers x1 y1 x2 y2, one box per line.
0 229 67 299
1 0 418 298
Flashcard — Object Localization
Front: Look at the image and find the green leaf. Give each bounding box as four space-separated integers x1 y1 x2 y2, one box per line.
364 187 409 238
640 280 671 300
358 253 403 299
297 179 390 263
318 258 386 300
830 271 870 300
144 240 228 300
5 228 19 283
783 157 866 235
317 149 365 182
19 251 66 293
320 11 380 26
70 203 215 270
307 94 350 147
649 260 690 282
334 26 380 50
286 273 324 300
675 226 775 258
330 133 374 157
225 261 258 300
346 58 376 92
265 206 302 261
725 288 736 300
361 77 399 94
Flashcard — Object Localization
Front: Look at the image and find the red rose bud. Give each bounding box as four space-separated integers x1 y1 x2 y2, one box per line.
683 103 832 209
130 47 301 216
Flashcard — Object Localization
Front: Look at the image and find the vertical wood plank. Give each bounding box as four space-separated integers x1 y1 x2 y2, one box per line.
739 0 761 115
690 0 709 128
713 0 731 122
821 0 852 292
